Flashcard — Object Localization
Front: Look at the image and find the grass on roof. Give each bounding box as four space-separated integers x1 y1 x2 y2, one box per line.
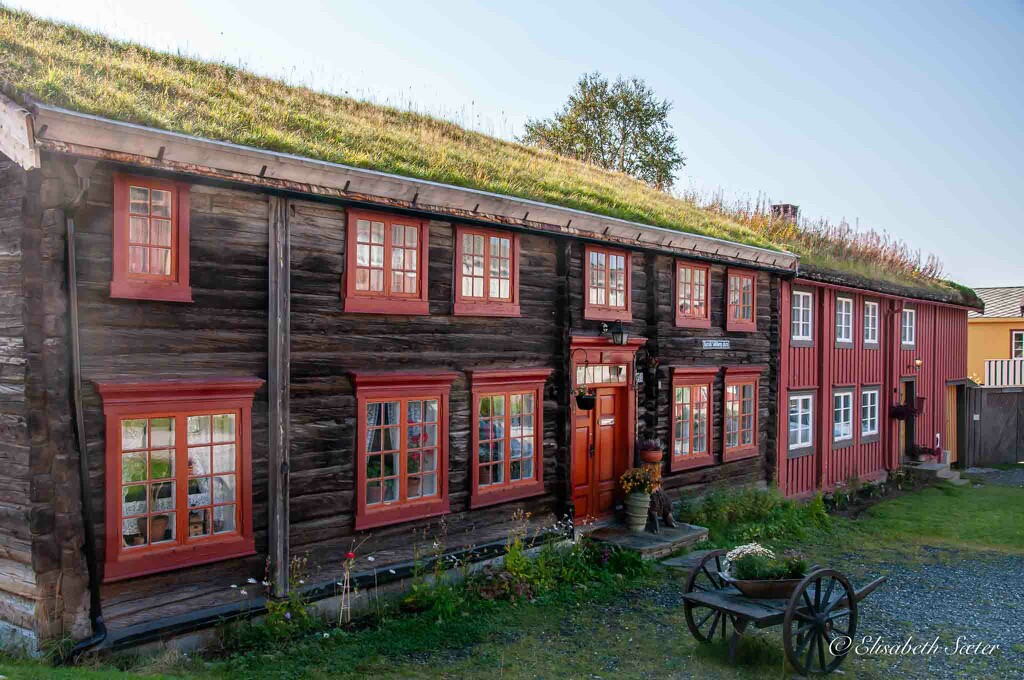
0 7 970 298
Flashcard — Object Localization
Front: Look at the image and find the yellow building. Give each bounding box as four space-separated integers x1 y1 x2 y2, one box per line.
968 286 1024 384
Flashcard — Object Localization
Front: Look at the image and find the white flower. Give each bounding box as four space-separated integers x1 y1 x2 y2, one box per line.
247 578 257 584
389 569 396 574
367 556 375 562
323 632 330 639
240 589 248 596
725 543 775 565
262 580 271 587
299 579 305 584
230 584 238 589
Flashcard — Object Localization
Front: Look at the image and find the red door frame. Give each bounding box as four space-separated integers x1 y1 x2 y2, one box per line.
569 335 645 519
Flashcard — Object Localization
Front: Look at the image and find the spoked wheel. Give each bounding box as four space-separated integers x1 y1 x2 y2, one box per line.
683 549 736 643
783 569 858 675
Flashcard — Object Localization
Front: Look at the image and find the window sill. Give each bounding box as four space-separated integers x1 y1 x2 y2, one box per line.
791 338 814 348
111 279 193 303
726 320 757 333
675 316 711 330
787 446 815 460
470 480 545 509
453 301 520 317
669 453 714 472
343 296 429 315
355 498 450 530
864 342 880 350
861 433 880 444
104 535 255 583
832 438 855 450
901 343 916 351
584 306 631 322
723 446 759 462
835 340 854 349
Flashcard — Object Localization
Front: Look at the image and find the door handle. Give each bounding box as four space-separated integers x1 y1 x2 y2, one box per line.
589 444 595 459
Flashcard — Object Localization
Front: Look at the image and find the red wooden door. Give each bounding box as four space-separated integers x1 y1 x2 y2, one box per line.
572 387 627 519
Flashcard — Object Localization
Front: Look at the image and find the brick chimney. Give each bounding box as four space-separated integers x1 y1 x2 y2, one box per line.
771 204 799 223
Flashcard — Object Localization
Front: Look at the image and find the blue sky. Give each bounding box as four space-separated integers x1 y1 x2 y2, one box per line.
18 0 1023 286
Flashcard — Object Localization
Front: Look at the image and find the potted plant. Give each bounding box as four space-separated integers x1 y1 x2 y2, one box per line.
889 402 918 421
620 466 657 533
637 438 664 464
575 385 596 410
721 543 809 599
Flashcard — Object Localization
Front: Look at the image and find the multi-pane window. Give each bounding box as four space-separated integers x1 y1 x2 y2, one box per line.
835 297 853 344
344 210 428 314
788 394 813 451
128 185 174 277
673 385 710 459
864 301 879 346
98 378 261 582
112 174 192 302
454 227 519 316
901 308 916 347
727 270 757 331
584 246 631 321
676 262 710 327
477 393 537 487
725 383 756 450
353 372 454 528
791 291 813 341
363 398 439 507
1013 331 1024 359
861 389 879 437
469 369 550 508
833 391 854 442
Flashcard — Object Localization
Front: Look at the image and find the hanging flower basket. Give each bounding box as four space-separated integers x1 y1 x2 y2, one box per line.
575 388 596 410
889 402 919 421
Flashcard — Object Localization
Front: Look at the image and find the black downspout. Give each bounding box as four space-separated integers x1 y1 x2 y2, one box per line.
60 189 107 662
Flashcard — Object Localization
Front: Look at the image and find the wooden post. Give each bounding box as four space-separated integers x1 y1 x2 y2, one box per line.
268 196 290 597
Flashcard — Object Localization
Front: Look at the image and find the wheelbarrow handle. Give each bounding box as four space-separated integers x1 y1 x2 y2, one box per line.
852 575 887 603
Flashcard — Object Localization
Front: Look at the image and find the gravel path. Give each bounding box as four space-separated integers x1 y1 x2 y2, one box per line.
964 466 1024 487
822 547 1024 679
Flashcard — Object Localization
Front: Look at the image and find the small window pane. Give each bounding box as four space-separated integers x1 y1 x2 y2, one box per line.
212 414 235 443
150 449 174 479
122 452 147 483
121 419 148 451
150 481 175 512
123 485 147 516
150 190 172 218
129 216 149 243
188 415 211 444
213 505 235 534
128 246 148 274
213 474 236 503
129 186 149 214
188 447 211 476
149 513 175 544
151 219 172 246
213 444 235 473
189 509 211 537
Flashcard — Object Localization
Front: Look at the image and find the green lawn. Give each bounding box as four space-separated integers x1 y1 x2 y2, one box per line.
3 482 1021 679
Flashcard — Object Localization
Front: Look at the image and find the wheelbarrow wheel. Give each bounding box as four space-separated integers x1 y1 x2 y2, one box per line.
783 568 858 675
683 549 736 643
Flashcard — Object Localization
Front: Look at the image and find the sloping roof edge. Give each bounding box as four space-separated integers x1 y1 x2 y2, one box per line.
797 265 982 310
4 95 800 272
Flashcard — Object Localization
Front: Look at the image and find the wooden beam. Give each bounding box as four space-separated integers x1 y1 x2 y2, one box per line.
268 196 290 597
0 94 39 169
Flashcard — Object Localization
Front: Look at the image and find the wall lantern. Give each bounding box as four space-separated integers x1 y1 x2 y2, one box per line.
607 321 629 346
914 358 924 368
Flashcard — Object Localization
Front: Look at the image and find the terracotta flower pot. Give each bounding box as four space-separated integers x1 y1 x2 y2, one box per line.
624 492 651 533
639 448 663 464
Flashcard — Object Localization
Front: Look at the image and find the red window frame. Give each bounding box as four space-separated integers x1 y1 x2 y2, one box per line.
675 261 711 329
342 209 429 315
468 368 552 508
351 371 456 529
453 226 521 317
669 367 717 471
111 173 192 303
584 245 632 322
726 268 757 332
96 377 263 582
722 365 764 461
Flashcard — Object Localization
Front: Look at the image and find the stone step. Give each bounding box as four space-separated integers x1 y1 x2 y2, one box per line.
937 469 959 480
589 523 709 560
660 549 717 571
945 477 970 487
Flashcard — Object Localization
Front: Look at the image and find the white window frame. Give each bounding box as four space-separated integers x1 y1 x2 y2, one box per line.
861 388 879 436
901 308 916 347
788 394 813 451
791 291 813 342
835 297 853 343
833 390 854 442
863 301 879 345
1013 331 1024 359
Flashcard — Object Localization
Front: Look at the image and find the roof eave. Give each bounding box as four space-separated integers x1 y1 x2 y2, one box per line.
15 99 798 273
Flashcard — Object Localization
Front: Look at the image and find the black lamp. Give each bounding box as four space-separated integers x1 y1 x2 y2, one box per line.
610 321 629 346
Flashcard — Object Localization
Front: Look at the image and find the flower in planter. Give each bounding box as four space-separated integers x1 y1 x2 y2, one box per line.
619 466 657 495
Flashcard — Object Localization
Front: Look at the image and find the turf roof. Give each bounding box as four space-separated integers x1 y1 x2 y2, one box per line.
0 7 976 305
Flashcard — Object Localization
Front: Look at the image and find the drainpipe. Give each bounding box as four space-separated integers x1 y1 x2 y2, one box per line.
59 162 108 663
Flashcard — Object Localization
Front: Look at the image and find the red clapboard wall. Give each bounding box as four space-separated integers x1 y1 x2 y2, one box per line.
777 279 970 498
